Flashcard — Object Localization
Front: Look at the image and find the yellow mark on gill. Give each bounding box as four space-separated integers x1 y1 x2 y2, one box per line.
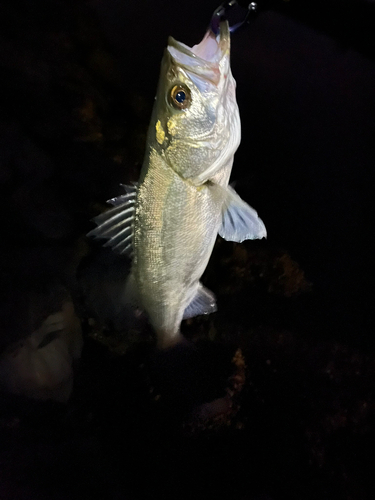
167 118 177 136
155 120 165 144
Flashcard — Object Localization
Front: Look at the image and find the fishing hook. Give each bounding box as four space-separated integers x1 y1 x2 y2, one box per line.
210 1 258 35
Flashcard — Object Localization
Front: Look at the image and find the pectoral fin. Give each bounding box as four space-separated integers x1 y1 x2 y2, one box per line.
183 284 217 320
87 183 138 258
218 185 267 242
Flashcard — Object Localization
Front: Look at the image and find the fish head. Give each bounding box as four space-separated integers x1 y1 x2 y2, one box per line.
148 21 241 185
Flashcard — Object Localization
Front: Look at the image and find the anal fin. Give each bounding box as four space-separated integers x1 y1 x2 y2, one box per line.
183 284 217 320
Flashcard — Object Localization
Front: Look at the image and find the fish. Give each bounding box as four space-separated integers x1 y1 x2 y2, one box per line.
88 20 266 348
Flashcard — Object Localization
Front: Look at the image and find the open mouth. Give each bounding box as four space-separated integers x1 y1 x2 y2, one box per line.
167 21 229 67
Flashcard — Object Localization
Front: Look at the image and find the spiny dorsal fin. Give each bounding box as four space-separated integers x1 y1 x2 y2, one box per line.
107 183 138 206
87 183 138 258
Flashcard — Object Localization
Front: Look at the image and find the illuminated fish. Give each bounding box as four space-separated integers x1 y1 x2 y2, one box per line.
88 20 266 348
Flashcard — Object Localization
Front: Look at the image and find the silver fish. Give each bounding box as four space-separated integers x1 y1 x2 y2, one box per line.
88 21 266 348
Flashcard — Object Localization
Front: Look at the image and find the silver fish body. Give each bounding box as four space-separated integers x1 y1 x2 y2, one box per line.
89 22 266 347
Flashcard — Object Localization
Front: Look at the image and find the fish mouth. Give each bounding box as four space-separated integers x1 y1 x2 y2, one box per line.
167 21 230 73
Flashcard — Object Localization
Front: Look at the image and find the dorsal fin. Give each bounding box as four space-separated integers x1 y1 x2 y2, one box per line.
87 183 138 258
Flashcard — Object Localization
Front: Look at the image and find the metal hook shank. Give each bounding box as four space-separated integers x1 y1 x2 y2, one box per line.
210 1 257 35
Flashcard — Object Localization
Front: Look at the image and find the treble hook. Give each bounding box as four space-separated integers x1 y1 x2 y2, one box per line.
210 1 258 35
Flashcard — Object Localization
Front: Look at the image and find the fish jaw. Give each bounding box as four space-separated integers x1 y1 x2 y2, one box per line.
167 21 231 86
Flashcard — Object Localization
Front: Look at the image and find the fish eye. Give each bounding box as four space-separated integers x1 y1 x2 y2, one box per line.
169 84 191 110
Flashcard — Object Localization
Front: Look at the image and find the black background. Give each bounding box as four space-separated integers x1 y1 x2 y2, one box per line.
0 1 375 498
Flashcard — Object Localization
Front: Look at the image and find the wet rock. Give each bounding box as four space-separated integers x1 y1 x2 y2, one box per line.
148 339 239 425
185 348 246 434
0 298 82 403
0 257 84 403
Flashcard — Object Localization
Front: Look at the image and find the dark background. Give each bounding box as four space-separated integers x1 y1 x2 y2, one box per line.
0 1 374 499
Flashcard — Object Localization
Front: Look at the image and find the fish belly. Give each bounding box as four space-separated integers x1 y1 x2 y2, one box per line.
133 149 224 342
